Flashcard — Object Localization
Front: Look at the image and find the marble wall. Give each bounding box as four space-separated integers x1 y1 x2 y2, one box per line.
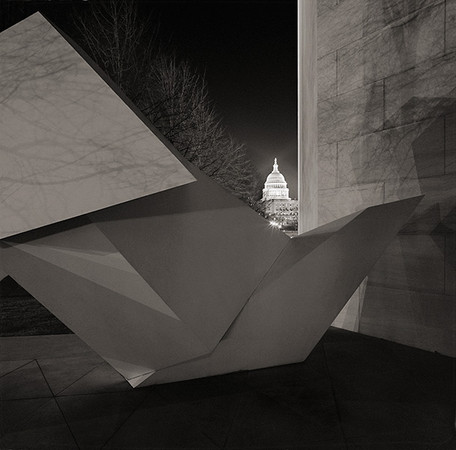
318 0 456 356
298 0 318 233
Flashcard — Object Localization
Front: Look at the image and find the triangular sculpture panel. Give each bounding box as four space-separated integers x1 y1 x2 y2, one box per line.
0 13 195 239
142 196 422 385
0 14 423 387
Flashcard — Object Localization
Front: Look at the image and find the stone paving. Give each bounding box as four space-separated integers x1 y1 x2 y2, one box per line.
0 328 454 449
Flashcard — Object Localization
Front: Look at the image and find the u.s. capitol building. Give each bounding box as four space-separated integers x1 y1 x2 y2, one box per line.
261 158 298 234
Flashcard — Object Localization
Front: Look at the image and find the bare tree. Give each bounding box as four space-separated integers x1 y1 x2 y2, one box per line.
141 56 263 203
75 0 153 102
75 0 263 206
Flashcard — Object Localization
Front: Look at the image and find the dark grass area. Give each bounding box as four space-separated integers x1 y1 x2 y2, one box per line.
0 295 73 336
1 277 72 336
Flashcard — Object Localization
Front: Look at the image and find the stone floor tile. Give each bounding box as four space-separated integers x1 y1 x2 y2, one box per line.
0 359 33 377
103 392 218 448
246 343 328 390
57 390 147 449
160 391 245 448
225 391 343 448
39 354 104 395
340 399 454 444
0 397 51 437
347 441 455 449
58 362 132 396
0 398 77 449
0 360 52 400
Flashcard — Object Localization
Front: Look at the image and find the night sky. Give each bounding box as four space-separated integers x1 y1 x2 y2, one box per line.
149 1 298 195
2 0 298 195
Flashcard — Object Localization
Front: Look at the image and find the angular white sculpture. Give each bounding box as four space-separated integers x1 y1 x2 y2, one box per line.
0 13 194 239
0 13 423 387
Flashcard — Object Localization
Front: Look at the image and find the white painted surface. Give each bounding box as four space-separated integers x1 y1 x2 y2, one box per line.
0 13 195 239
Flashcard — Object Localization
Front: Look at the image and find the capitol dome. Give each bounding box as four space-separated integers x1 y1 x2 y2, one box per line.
265 161 287 187
262 158 290 201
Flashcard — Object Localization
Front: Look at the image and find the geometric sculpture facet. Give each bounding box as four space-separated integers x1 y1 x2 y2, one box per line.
0 13 195 239
89 175 290 351
0 14 423 387
141 195 423 385
0 221 209 385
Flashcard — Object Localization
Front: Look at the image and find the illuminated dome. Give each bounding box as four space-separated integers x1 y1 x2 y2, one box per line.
262 158 290 201
265 160 287 186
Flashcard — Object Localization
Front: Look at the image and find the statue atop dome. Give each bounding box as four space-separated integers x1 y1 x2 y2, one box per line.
273 157 279 172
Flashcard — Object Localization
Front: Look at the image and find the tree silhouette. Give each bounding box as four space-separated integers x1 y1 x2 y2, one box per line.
75 0 263 207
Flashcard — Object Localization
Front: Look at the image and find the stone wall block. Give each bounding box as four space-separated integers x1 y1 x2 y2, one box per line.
360 285 419 348
317 0 339 18
445 112 456 174
368 235 445 294
318 143 338 190
360 284 456 356
384 52 456 128
317 52 337 101
338 3 445 94
445 233 456 295
446 0 456 52
362 0 443 37
317 0 363 57
318 182 384 225
385 174 456 234
337 119 444 189
318 81 383 145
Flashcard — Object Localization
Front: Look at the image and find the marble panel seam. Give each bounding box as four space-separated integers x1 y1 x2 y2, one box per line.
330 116 446 142
318 79 380 103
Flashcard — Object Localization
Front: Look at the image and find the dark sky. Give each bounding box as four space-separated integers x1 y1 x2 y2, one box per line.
2 0 298 195
148 1 298 195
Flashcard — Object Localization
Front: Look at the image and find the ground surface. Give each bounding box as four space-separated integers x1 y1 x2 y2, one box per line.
0 327 454 449
0 278 72 336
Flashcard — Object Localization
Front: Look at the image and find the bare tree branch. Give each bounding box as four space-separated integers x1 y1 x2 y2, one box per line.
75 0 263 206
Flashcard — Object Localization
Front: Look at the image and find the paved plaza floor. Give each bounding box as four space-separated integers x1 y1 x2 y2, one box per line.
0 327 455 449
